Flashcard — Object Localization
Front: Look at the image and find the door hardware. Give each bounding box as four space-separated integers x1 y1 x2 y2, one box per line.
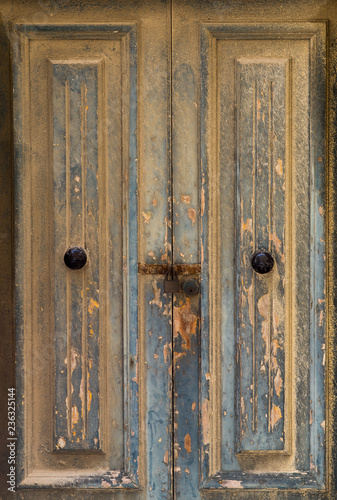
64 246 87 270
251 250 274 274
182 278 199 295
164 267 180 293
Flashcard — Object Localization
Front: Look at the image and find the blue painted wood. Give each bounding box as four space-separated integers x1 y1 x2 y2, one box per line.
199 21 326 492
14 22 147 490
236 60 286 452
53 62 101 451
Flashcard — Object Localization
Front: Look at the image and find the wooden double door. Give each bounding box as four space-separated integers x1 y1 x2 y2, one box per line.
2 0 337 498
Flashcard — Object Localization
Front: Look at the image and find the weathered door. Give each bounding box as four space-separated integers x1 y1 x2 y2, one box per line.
1 0 337 498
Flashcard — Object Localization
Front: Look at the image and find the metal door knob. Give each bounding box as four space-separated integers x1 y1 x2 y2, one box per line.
182 278 199 295
64 246 87 270
251 250 274 274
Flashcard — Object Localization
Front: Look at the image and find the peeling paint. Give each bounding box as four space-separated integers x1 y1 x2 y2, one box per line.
202 399 210 445
270 231 282 253
57 437 66 449
163 342 171 363
270 404 282 430
274 368 283 396
181 194 191 204
187 207 196 224
88 298 99 315
275 158 283 176
149 280 162 309
220 480 244 489
142 211 152 223
184 433 192 453
173 299 197 350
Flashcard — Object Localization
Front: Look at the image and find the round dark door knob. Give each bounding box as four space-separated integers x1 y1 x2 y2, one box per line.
182 278 199 296
251 250 274 274
64 246 87 270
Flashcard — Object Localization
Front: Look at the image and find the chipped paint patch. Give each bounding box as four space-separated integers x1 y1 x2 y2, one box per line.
163 342 171 363
270 232 282 253
149 281 162 309
57 437 66 449
275 158 283 176
101 480 111 488
72 405 79 425
258 293 270 364
202 399 210 445
220 480 244 489
184 433 192 453
242 217 253 233
274 368 283 396
270 404 282 430
142 211 152 223
173 299 197 350
181 194 191 204
88 298 99 315
187 207 197 224
163 451 169 464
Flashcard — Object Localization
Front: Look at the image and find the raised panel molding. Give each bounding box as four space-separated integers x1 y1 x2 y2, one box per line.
14 23 139 488
200 22 326 489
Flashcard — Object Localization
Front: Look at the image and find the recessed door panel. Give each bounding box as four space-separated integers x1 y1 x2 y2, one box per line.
200 22 326 486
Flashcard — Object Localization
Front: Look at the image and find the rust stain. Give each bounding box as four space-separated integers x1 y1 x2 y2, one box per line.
88 298 99 315
310 409 313 425
191 402 196 411
173 299 197 350
142 211 152 224
149 281 162 309
181 194 191 204
202 399 210 445
187 207 197 224
270 404 282 430
163 451 169 464
275 158 283 176
319 206 324 216
184 433 192 453
152 198 157 207
274 368 283 397
257 97 261 119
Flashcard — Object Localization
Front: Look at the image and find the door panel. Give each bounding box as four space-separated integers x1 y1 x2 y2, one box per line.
11 1 172 497
172 2 328 498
